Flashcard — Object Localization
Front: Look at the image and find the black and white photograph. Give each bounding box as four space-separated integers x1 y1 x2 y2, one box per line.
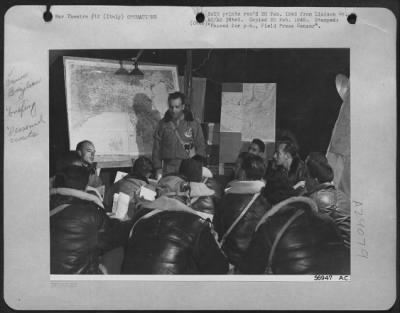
49 49 350 276
3 5 396 310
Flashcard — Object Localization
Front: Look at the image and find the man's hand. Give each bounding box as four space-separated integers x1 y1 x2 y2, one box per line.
155 169 163 181
106 212 131 222
293 180 306 190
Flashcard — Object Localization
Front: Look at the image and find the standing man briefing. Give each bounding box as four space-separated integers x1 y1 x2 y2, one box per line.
152 92 206 180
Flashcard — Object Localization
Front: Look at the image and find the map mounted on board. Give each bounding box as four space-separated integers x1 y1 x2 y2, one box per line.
220 83 276 141
219 83 276 163
64 57 179 158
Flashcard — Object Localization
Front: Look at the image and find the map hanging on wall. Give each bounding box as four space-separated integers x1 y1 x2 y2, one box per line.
64 56 179 156
220 83 276 141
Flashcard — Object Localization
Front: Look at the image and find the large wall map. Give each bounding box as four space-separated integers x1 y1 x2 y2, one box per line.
221 83 276 141
64 57 179 156
219 83 276 163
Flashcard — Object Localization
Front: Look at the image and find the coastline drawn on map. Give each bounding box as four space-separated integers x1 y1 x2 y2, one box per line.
220 83 276 142
64 56 179 156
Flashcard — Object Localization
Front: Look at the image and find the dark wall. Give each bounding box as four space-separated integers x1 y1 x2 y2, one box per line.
200 49 349 158
50 49 349 174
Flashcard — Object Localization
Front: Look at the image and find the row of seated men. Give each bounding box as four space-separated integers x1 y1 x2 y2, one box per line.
50 140 350 275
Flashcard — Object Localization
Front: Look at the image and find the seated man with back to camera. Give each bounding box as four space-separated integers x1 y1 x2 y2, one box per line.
187 155 226 210
104 156 154 218
228 151 250 184
50 150 84 188
213 153 270 272
179 158 217 220
304 152 350 248
121 175 228 274
237 172 349 275
50 164 129 274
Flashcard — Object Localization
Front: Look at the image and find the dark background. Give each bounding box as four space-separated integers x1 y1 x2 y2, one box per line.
50 49 349 175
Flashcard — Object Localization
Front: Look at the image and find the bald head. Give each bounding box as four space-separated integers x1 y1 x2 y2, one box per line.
76 140 96 166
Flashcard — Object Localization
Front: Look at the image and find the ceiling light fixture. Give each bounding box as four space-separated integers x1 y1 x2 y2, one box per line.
115 60 129 75
129 61 144 78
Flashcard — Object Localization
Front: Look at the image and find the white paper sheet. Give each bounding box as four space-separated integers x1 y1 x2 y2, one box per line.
114 171 128 183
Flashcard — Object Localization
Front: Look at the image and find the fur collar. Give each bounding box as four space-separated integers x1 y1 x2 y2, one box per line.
305 182 335 196
225 180 265 194
202 167 213 178
141 196 200 216
190 182 215 197
50 187 104 209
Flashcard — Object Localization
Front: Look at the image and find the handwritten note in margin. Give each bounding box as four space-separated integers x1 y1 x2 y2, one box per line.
5 67 45 144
